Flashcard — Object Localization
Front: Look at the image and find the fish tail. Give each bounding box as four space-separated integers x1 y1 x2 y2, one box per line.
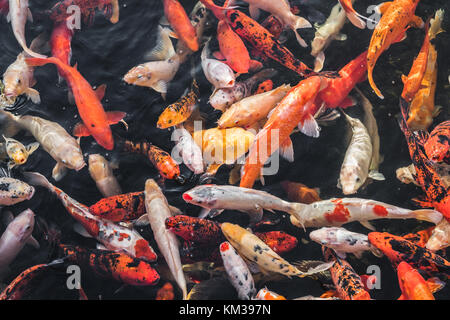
23 171 53 191
25 56 59 67
344 8 367 29
367 66 384 99
412 209 443 225
292 16 312 48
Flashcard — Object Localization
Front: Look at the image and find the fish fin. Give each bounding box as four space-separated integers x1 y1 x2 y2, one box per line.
73 122 91 137
293 29 308 48
337 179 342 189
67 88 75 105
409 15 425 29
23 171 52 189
338 96 357 109
292 16 312 48
144 26 175 61
27 8 33 22
209 209 224 218
432 106 442 118
359 221 376 231
6 11 10 22
368 170 385 181
212 51 225 61
26 236 40 249
25 88 40 104
249 60 263 73
412 209 443 225
106 111 127 125
334 33 347 41
401 74 408 84
152 80 168 94
314 51 325 72
73 223 93 238
353 251 363 259
259 170 265 186
96 243 108 250
298 113 320 138
52 162 67 182
426 277 446 294
26 142 40 155
7 161 16 170
335 251 347 259
280 138 294 162
370 247 384 258
245 205 264 224
248 4 260 20
133 214 150 227
344 10 366 29
94 84 107 101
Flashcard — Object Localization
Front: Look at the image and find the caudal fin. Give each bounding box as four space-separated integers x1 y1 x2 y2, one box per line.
345 10 367 29
23 171 54 191
25 57 53 67
413 209 443 225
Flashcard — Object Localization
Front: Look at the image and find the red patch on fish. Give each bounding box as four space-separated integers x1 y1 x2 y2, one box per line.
325 201 350 223
220 241 230 252
134 239 157 262
182 193 193 201
373 205 388 217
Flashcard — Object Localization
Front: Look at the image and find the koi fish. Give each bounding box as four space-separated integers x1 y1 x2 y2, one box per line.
201 41 236 90
367 0 423 99
163 0 199 52
280 181 321 204
311 2 349 72
337 0 367 29
217 84 291 129
254 231 298 254
255 287 286 300
0 136 39 170
225 9 317 77
219 241 256 300
222 222 332 277
26 57 126 150
424 121 450 164
338 111 384 195
88 154 122 198
144 179 187 299
165 215 223 244
48 0 119 25
172 125 204 174
402 227 434 248
0 260 63 300
0 176 34 206
3 112 86 181
398 99 450 221
157 80 199 129
180 241 221 265
182 184 302 222
23 172 158 262
240 76 326 189
209 68 277 112
60 244 160 286
401 20 431 102
397 261 435 300
50 20 74 82
407 9 444 130
310 227 381 258
289 198 443 229
368 232 450 278
156 282 175 300
396 163 420 186
3 35 45 104
7 0 46 59
121 140 182 182
88 191 181 223
0 209 36 273
323 247 371 300
426 219 450 252
235 0 312 47
215 19 251 73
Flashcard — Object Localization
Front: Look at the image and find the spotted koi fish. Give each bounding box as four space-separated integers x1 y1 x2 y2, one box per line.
23 172 158 262
60 244 160 286
368 232 450 278
122 140 182 182
397 261 435 300
398 99 450 221
254 231 298 255
402 227 435 248
0 175 34 206
323 247 371 300
225 9 317 77
165 215 224 244
157 80 199 129
48 0 120 25
367 0 423 99
424 120 450 164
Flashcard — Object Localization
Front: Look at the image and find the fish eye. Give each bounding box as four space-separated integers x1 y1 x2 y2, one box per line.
17 79 21 84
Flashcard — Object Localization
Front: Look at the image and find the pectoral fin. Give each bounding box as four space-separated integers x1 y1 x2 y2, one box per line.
26 236 40 249
359 220 376 231
52 162 67 181
25 88 41 104
368 170 385 181
73 122 91 137
26 142 40 155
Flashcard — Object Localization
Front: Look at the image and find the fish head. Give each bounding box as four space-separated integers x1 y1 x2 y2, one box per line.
88 154 109 180
8 209 35 243
0 177 35 205
220 222 245 246
425 138 448 163
123 65 153 86
3 73 25 99
182 185 218 208
4 137 28 165
309 227 337 245
339 165 364 195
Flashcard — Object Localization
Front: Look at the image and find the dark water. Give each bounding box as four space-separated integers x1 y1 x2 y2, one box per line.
0 0 449 299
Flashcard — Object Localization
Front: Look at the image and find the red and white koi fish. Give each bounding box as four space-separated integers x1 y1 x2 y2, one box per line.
23 172 157 262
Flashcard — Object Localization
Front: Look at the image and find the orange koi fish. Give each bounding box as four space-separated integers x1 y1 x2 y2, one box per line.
397 261 435 300
368 232 450 278
60 244 160 286
122 140 182 181
399 99 450 220
323 247 371 300
280 181 321 204
402 227 434 247
23 172 158 262
255 288 286 300
26 57 126 150
163 0 199 52
240 76 326 188
367 0 423 99
89 191 147 222
50 20 74 81
156 282 175 300
424 120 450 164
401 20 431 102
165 215 224 244
225 9 317 77
254 231 298 254
157 80 199 129
48 0 120 25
